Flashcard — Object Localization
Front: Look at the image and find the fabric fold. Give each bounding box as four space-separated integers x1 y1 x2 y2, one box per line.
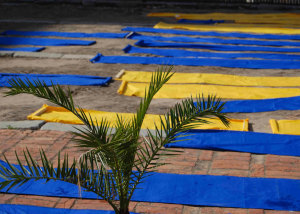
0 37 95 46
270 119 300 135
0 161 300 211
122 26 300 40
0 73 112 87
154 22 300 35
165 129 300 156
117 70 300 87
28 104 248 131
123 45 300 60
90 53 300 69
1 30 128 39
0 47 45 52
127 32 300 47
118 81 300 100
135 40 300 53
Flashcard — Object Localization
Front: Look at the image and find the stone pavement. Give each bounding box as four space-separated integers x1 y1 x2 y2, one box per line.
0 129 300 214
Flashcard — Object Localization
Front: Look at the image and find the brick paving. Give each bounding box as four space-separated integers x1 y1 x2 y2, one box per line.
0 129 300 213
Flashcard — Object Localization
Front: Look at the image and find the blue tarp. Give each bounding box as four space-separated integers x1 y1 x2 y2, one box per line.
0 204 119 214
211 96 300 113
90 53 300 69
122 26 300 40
127 32 300 47
165 129 300 156
135 40 300 53
1 30 129 39
0 37 95 46
1 161 300 211
123 45 300 60
177 19 225 24
0 73 112 87
0 47 45 52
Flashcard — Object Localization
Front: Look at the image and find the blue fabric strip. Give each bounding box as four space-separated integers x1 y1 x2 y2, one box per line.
0 204 119 214
177 19 225 24
0 37 95 46
165 129 300 157
123 45 300 60
1 161 300 211
0 47 45 52
1 30 128 39
211 96 300 113
90 53 300 69
122 26 300 40
127 32 300 47
135 40 300 53
0 73 112 87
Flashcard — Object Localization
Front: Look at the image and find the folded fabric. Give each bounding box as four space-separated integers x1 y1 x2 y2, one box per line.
0 73 112 87
270 119 300 135
136 40 300 53
177 19 225 24
214 96 300 113
0 204 119 214
90 53 300 69
165 129 300 156
154 22 300 35
1 161 300 211
0 47 45 52
124 45 300 60
0 37 95 46
118 81 300 100
127 32 300 47
117 70 300 87
2 30 128 39
122 26 300 40
28 104 248 131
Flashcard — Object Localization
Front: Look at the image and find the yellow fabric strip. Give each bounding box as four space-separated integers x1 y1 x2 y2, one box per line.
117 70 300 87
28 104 248 131
270 119 300 135
118 81 300 100
148 13 300 25
154 22 300 35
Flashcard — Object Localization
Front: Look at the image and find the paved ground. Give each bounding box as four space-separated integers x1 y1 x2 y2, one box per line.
1 2 300 214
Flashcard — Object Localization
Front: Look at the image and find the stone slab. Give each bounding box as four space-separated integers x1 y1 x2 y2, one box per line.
62 54 94 59
0 51 14 57
0 120 45 130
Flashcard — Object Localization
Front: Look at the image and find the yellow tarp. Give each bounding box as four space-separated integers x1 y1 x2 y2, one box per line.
118 81 300 100
117 70 300 87
270 119 300 135
148 12 300 25
28 104 248 131
154 22 300 35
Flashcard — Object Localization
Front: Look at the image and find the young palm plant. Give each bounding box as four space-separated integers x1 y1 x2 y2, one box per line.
0 67 228 214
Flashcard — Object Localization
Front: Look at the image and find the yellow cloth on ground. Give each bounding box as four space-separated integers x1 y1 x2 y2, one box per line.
148 12 300 25
118 81 300 100
28 104 248 131
117 70 300 87
154 22 300 35
270 119 300 135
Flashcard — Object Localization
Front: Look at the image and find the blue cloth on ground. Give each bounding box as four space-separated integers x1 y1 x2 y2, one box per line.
127 32 300 47
165 129 300 157
122 26 300 40
0 47 45 52
0 160 300 211
177 19 225 24
0 204 120 214
0 37 95 46
135 40 300 53
2 30 129 39
213 96 300 113
123 45 300 60
0 73 112 87
90 53 300 69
